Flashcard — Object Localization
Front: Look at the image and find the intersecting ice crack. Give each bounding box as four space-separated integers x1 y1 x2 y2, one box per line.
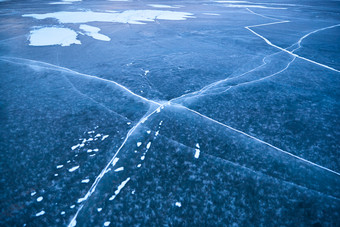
2 10 340 224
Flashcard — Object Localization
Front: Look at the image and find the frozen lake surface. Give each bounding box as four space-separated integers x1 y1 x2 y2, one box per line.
0 0 339 226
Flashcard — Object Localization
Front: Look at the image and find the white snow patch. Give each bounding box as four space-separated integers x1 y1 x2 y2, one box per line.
68 166 79 172
81 179 90 183
146 130 151 134
175 202 181 207
104 221 111 226
137 164 141 168
35 210 45 216
137 142 142 147
79 24 110 41
141 156 145 160
146 142 151 149
194 149 200 159
114 167 124 172
31 191 36 196
102 135 109 140
112 157 119 167
97 208 102 212
61 211 65 215
71 144 79 150
70 205 75 208
37 196 43 202
28 27 80 46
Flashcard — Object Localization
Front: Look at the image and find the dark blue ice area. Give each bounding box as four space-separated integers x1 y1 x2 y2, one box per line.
0 0 339 226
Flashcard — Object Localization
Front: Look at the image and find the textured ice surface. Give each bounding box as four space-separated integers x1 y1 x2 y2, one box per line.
0 0 339 226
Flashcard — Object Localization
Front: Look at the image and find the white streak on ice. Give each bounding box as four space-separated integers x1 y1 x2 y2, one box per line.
109 177 131 200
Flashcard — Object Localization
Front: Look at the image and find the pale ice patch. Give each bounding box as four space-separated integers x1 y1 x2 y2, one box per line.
28 27 80 46
79 24 110 41
102 135 109 140
104 221 111 226
137 142 142 147
56 164 63 168
175 202 182 207
97 208 102 212
23 10 195 25
37 196 43 202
